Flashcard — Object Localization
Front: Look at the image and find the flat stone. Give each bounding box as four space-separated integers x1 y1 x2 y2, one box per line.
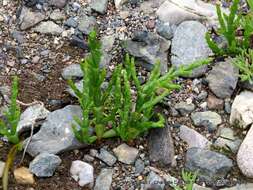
145 171 165 190
94 168 113 190
96 148 117 166
25 105 87 157
179 125 211 149
185 148 233 183
113 143 139 165
91 0 109 14
191 111 222 131
193 184 212 190
61 64 83 80
50 9 65 21
29 153 62 177
17 103 50 134
171 21 212 77
33 21 64 35
230 91 253 128
174 102 195 116
14 167 35 185
221 183 253 190
214 138 241 153
237 125 253 178
0 161 5 178
19 7 46 30
207 60 238 99
148 123 175 166
207 94 224 110
156 21 176 40
101 35 115 52
64 17 78 28
218 127 235 140
70 160 94 187
135 159 145 174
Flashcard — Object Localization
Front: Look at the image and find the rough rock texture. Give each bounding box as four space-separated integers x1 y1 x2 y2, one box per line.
148 123 175 166
179 125 211 149
33 21 64 35
70 160 94 187
61 64 82 80
29 153 62 177
230 91 253 128
19 7 46 30
96 148 117 166
25 105 87 157
78 15 97 35
94 168 113 190
191 111 222 131
237 125 253 178
49 0 68 8
14 167 35 185
222 183 253 190
91 0 109 14
206 60 238 99
186 148 233 183
175 102 195 116
171 21 211 77
113 144 139 165
17 103 50 134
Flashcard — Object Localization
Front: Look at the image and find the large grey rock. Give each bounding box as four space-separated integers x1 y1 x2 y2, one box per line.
61 64 82 80
78 15 97 35
156 0 222 25
70 160 94 187
33 21 64 35
17 103 50 134
29 153 62 177
124 31 170 74
207 60 238 99
171 21 212 77
94 168 113 190
148 123 175 166
113 144 139 165
25 105 87 157
230 91 253 128
237 125 253 178
191 111 222 131
19 7 46 30
179 125 211 149
185 148 233 183
91 0 109 14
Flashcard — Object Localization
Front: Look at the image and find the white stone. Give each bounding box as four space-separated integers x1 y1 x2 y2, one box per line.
0 161 5 178
179 125 211 149
113 143 139 164
114 0 128 10
237 125 253 178
70 160 94 187
230 91 253 128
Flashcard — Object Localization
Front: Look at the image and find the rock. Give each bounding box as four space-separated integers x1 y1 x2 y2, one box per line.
197 90 208 101
25 105 87 157
221 183 253 190
70 35 88 49
191 111 222 131
179 125 211 149
50 9 65 21
33 21 63 35
214 138 241 153
114 0 128 9
49 0 68 8
135 159 145 174
156 0 222 25
78 15 97 35
11 30 25 43
14 167 35 185
207 60 238 99
124 31 170 74
174 102 195 116
146 171 165 190
171 21 211 77
237 125 253 178
91 0 108 14
113 143 139 165
94 168 113 190
102 35 115 52
70 160 94 187
96 148 117 166
64 17 78 28
19 7 46 30
185 148 233 183
156 21 176 40
17 103 50 134
207 94 224 110
29 153 62 177
62 64 83 80
230 91 253 128
0 161 5 178
218 127 235 140
148 123 175 165
240 80 253 92
193 184 212 190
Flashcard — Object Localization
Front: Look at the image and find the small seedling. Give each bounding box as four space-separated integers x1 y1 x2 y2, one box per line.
173 169 198 190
